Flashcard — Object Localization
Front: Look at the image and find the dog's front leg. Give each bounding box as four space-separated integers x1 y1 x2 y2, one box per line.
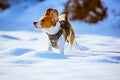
58 41 64 54
59 46 64 54
57 35 65 54
48 40 52 51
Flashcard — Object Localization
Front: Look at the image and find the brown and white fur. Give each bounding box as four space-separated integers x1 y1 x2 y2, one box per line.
33 8 75 54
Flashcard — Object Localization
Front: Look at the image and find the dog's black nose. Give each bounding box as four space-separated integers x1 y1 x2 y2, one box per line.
33 22 37 25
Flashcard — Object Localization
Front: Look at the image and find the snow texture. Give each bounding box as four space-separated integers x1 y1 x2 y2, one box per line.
0 0 120 80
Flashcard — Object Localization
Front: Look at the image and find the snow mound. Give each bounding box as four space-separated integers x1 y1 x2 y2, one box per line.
34 51 68 59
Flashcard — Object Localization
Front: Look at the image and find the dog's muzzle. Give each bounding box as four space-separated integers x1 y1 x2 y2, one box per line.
33 21 42 29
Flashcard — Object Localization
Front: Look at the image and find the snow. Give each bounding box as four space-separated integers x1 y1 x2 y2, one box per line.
0 0 120 80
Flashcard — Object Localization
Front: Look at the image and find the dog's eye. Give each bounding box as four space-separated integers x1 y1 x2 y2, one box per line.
42 20 45 22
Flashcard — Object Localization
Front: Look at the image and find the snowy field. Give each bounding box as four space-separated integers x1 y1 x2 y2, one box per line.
0 0 120 80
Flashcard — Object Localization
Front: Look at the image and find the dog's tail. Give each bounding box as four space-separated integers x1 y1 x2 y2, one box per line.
59 14 68 21
63 14 68 21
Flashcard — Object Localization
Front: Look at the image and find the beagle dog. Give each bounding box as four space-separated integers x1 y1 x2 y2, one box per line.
33 8 75 54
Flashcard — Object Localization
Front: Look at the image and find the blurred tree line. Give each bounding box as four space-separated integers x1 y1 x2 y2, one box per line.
0 0 10 10
63 0 107 23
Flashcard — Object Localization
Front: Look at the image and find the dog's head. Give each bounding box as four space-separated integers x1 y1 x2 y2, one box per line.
33 8 59 29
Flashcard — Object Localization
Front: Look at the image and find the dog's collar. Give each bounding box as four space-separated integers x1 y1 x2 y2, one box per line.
46 28 62 37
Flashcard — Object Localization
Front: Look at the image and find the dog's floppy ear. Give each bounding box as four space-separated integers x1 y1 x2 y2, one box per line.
50 9 59 22
44 8 53 15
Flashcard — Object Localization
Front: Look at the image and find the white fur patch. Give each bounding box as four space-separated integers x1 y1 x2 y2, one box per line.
59 15 64 21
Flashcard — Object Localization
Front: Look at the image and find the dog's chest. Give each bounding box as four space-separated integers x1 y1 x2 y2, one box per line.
47 29 63 48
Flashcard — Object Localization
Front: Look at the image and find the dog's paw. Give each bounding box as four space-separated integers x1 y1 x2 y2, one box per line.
48 47 52 51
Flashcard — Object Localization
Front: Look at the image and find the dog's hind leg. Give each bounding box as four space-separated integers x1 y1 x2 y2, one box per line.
69 25 75 46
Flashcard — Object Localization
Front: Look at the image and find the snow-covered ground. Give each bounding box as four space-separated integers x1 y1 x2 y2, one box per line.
0 0 120 80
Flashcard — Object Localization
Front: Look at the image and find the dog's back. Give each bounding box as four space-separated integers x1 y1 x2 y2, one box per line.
59 14 75 46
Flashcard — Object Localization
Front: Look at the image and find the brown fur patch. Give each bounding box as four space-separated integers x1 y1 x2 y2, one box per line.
69 26 75 46
40 16 53 28
44 8 53 16
62 28 67 41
